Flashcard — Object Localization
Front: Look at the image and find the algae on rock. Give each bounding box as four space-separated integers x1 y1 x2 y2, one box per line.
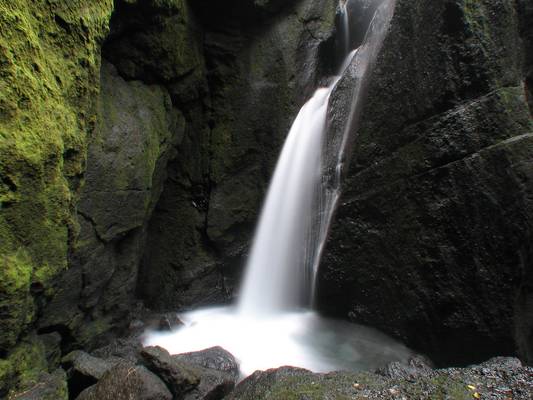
0 0 113 393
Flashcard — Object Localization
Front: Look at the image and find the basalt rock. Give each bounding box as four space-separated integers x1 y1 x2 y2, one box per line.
317 0 533 366
61 350 121 398
174 346 239 381
141 346 201 396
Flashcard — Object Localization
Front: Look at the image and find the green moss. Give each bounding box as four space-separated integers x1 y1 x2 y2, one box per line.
0 251 34 351
461 0 521 87
0 337 48 396
0 0 113 354
76 317 113 348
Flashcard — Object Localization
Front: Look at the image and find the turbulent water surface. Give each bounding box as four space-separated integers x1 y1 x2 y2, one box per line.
145 307 411 377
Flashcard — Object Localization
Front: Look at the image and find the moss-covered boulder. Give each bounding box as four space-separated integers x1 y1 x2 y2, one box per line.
317 0 533 366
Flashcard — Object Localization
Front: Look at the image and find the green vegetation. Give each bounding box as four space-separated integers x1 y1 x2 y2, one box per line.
0 0 113 392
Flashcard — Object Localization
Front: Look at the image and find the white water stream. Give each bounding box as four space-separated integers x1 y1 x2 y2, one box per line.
145 0 409 377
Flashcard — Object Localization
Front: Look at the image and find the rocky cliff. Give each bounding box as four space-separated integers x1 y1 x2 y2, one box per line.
0 0 113 394
317 0 533 367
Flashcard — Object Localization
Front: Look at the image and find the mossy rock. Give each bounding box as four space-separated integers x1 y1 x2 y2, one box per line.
0 0 113 380
0 336 49 396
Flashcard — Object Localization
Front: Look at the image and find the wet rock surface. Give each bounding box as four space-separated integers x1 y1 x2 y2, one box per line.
141 346 238 400
173 346 239 381
76 363 172 400
61 350 121 398
141 346 201 396
317 0 533 366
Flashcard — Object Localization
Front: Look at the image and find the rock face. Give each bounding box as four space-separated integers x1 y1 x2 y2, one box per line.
138 0 337 309
317 0 533 366
0 0 113 393
38 59 184 349
226 358 533 400
76 363 172 400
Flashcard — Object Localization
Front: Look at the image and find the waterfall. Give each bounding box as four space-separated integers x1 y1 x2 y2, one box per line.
239 0 395 315
144 0 411 378
237 86 332 315
340 0 350 55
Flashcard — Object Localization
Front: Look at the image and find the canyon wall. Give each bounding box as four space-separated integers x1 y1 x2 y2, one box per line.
317 0 533 366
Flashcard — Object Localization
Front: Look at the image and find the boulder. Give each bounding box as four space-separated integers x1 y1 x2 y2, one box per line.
174 346 239 381
141 346 238 399
92 337 144 364
61 351 121 397
76 363 172 400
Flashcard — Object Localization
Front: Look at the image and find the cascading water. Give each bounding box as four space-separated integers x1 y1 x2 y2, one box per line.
145 0 410 377
340 0 351 55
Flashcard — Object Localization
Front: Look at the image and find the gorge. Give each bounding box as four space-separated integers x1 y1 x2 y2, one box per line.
0 0 532 398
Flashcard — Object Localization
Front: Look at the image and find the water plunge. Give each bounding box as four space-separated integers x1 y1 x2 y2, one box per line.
145 0 409 377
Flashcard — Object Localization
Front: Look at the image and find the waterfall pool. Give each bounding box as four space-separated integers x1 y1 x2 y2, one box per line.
144 307 412 377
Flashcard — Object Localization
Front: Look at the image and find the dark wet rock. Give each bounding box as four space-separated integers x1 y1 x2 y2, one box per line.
38 332 62 370
317 0 533 366
226 359 533 400
10 369 68 400
92 338 143 364
76 363 172 400
141 346 237 399
141 346 200 396
61 351 121 398
39 60 184 351
104 0 204 85
174 346 239 381
139 0 338 310
376 355 433 380
125 310 185 338
517 0 533 113
181 370 236 400
145 313 185 333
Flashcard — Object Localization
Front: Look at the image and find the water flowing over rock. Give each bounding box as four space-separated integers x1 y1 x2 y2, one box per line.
317 0 533 366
